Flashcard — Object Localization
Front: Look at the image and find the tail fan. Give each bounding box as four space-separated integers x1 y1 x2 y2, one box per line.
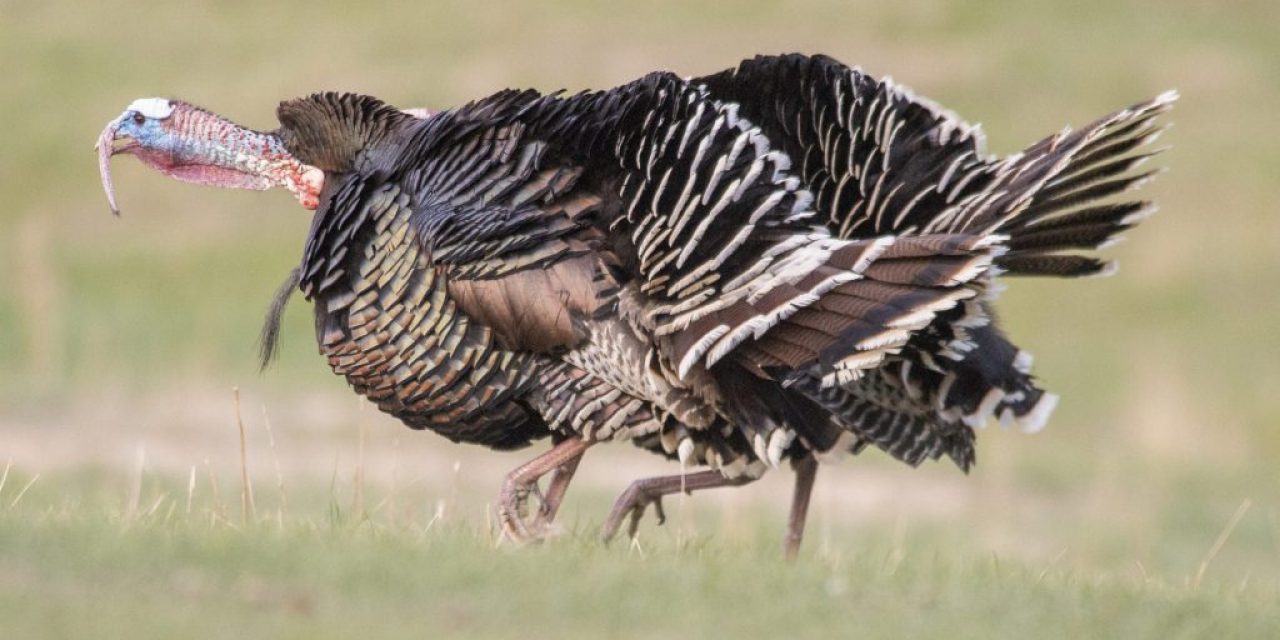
927 91 1177 277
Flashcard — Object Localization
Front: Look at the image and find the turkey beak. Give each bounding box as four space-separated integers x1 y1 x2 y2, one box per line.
95 118 129 216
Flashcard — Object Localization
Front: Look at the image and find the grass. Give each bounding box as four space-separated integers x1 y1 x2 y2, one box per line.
1 468 1275 640
4 0 1280 637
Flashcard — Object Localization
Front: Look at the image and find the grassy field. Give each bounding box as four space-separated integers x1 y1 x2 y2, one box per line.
1 467 1276 640
3 0 1279 637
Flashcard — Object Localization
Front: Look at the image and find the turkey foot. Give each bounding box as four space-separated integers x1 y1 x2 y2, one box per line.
601 470 755 543
497 437 590 544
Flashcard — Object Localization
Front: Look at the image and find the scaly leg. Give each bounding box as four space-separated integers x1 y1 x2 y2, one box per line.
785 455 819 561
601 470 756 543
533 450 583 527
497 437 591 544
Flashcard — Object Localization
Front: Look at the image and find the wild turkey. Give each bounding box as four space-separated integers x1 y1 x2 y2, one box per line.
96 54 1173 556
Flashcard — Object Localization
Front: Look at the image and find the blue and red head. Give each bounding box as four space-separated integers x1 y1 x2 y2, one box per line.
97 97 324 215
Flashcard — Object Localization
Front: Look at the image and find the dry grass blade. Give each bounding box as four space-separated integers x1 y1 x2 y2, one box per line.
1134 560 1150 585
205 457 225 523
1035 548 1069 585
0 459 11 500
124 445 145 521
233 387 255 524
8 474 41 508
143 493 169 519
1192 498 1252 589
260 405 288 525
186 466 196 515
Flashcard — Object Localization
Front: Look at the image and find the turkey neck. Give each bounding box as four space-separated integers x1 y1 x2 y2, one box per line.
173 110 296 185
164 107 323 209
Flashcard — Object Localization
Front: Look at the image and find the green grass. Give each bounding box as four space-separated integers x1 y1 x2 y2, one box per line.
1 471 1275 640
4 0 1280 637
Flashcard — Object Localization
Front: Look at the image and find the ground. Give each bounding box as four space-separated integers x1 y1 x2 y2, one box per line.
1 462 1276 639
2 0 1278 637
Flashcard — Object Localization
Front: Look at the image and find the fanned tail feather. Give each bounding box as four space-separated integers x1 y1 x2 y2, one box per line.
936 90 1177 277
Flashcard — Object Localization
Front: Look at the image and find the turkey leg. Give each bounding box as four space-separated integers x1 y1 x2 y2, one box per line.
601 457 818 560
532 450 583 528
785 454 819 561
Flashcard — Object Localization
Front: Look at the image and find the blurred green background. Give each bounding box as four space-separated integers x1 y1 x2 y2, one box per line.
2 0 1278 636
